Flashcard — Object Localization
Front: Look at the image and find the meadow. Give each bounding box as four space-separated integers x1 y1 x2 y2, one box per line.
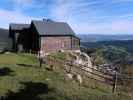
0 53 132 100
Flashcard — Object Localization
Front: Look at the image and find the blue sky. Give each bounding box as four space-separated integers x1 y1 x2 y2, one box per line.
0 0 133 34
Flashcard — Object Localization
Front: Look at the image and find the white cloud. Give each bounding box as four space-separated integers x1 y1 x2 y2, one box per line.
49 0 133 34
69 19 133 34
0 0 133 34
12 0 32 5
50 0 98 21
112 0 133 3
111 20 133 33
0 9 40 29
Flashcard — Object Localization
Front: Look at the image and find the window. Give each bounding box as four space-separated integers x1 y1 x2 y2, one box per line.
72 38 79 49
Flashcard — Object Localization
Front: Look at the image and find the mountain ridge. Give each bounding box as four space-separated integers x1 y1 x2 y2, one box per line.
77 34 133 42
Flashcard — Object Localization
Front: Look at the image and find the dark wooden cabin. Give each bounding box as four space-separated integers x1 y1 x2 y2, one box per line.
9 20 80 53
9 24 31 52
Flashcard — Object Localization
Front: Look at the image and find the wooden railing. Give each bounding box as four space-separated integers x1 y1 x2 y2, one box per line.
46 57 133 93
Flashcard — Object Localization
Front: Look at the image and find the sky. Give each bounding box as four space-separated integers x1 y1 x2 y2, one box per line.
0 0 133 34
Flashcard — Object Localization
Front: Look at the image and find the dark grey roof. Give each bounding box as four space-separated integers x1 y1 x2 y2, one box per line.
32 20 75 36
10 23 30 30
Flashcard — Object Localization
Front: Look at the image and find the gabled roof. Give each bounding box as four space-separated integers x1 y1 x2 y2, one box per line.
10 23 30 30
32 20 75 36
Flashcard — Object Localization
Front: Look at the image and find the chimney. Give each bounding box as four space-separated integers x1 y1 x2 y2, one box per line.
43 18 47 22
43 18 54 22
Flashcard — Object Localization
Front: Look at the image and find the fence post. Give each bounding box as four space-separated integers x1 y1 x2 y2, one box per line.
112 71 118 93
68 61 72 73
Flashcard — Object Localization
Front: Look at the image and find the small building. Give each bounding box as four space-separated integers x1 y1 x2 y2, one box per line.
9 23 30 52
9 19 80 53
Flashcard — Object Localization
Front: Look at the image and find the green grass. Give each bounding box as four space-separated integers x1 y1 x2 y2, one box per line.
0 52 132 100
49 52 67 61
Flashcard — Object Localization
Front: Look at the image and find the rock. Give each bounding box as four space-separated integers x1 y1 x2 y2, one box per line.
73 74 83 85
4 52 10 54
46 65 54 71
58 49 65 53
66 73 73 79
45 78 51 81
76 74 83 84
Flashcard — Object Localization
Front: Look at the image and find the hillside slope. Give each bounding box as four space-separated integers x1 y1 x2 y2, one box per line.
0 53 132 100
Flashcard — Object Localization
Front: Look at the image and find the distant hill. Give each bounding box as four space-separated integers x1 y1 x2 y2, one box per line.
81 40 133 53
0 28 11 51
78 34 133 42
78 34 133 53
0 28 9 40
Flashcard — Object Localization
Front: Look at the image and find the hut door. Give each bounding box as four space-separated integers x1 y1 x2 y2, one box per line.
18 44 23 52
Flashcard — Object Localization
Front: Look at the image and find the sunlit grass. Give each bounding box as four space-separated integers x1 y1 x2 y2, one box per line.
0 52 132 100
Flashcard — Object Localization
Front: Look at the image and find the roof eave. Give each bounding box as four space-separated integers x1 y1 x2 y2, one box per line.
39 34 80 40
39 34 75 37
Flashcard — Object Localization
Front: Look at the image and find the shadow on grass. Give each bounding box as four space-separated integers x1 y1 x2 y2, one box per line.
0 67 14 76
2 81 57 100
16 64 37 68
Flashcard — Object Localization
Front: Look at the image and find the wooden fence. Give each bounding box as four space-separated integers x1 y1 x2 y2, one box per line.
46 57 133 93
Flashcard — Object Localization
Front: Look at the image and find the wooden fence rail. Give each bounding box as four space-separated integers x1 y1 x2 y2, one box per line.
46 57 133 93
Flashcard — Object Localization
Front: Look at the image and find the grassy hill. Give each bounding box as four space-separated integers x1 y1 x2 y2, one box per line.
0 53 132 100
